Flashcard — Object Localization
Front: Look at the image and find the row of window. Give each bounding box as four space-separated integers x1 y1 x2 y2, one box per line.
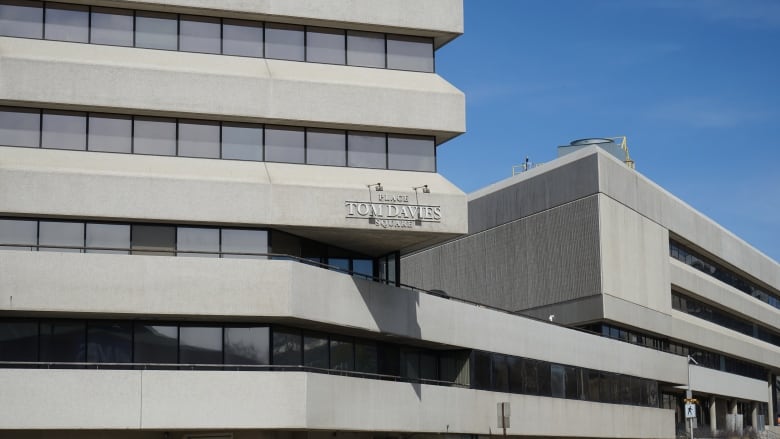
0 106 437 172
672 291 780 349
470 350 659 407
581 323 768 381
0 0 435 72
670 239 780 310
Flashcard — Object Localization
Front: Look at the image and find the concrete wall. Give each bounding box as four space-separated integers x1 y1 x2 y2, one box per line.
689 365 768 402
0 369 674 437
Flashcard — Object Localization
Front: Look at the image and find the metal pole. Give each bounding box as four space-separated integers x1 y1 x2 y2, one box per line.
688 356 694 439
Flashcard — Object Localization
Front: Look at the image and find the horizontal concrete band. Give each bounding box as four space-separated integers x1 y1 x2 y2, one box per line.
0 369 673 437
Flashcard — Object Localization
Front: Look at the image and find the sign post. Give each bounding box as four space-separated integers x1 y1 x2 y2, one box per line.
497 402 510 438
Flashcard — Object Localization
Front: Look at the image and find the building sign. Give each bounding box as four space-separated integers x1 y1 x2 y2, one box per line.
345 193 442 229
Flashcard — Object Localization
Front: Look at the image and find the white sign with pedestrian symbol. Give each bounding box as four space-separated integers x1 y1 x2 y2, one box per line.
685 403 696 419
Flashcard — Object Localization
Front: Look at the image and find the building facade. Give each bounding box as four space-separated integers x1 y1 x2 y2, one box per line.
403 146 780 436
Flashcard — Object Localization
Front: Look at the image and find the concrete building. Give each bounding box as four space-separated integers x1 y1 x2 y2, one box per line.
403 145 780 436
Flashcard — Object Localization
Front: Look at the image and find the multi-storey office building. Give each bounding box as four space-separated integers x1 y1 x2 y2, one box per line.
0 1 690 438
403 146 780 436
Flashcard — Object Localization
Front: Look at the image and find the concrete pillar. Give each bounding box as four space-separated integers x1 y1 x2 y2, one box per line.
710 397 718 432
730 400 738 415
752 402 759 430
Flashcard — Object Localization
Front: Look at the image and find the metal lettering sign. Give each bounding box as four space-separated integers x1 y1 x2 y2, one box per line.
345 193 442 229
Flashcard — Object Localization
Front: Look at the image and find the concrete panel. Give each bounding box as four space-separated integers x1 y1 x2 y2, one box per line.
602 294 674 339
599 194 671 312
403 195 602 312
0 38 465 143
689 365 768 401
0 147 467 256
518 294 604 326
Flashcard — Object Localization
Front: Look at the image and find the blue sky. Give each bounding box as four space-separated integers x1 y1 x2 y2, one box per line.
436 0 780 262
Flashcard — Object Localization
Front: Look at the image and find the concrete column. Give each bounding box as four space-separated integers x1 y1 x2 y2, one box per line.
752 402 758 430
730 400 738 415
710 397 717 432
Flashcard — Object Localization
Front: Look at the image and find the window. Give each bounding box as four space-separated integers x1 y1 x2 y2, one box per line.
352 259 373 278
221 229 267 259
222 122 263 161
265 126 304 164
40 320 86 363
272 328 302 366
306 27 345 65
303 332 329 369
307 129 345 166
471 351 491 390
38 221 84 253
388 135 435 172
346 30 385 68
133 117 176 156
0 320 38 362
87 321 132 364
265 23 304 61
354 341 378 374
0 106 40 148
0 0 42 39
177 227 219 258
131 225 175 256
0 218 37 250
551 364 565 398
86 223 129 254
88 113 132 153
330 336 354 371
224 326 269 366
134 324 178 364
401 348 420 380
44 2 88 43
179 15 220 54
222 19 263 58
348 132 386 169
178 120 220 158
180 326 223 366
90 7 133 46
135 11 177 50
491 354 509 391
41 110 86 150
386 34 433 72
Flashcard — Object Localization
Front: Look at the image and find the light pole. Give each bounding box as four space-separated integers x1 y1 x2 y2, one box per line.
687 355 699 439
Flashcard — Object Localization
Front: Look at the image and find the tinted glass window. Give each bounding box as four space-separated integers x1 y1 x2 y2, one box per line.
587 370 601 402
86 223 129 254
135 11 177 50
508 356 523 393
551 364 565 398
176 227 219 257
180 326 222 366
41 110 86 150
303 332 329 369
221 229 267 259
565 366 579 399
348 132 385 169
538 362 552 396
522 359 539 395
386 34 433 72
178 120 220 158
40 320 85 363
38 221 83 253
401 348 420 380
90 7 133 46
354 340 377 374
306 27 345 65
0 320 38 361
491 354 508 391
0 106 40 148
44 2 88 43
471 351 491 390
420 351 438 381
0 219 37 250
377 343 400 376
272 328 301 366
346 30 385 68
388 135 435 172
131 225 175 256
133 117 176 156
87 321 132 363
330 336 353 371
222 19 263 57
265 23 304 61
306 129 345 166
88 113 132 153
134 324 178 364
353 259 373 278
0 0 43 39
179 15 220 54
224 326 269 366
222 122 263 161
265 126 304 163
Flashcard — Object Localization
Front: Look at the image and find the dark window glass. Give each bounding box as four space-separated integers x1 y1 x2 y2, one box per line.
133 117 176 156
521 359 539 395
177 227 219 258
272 328 302 366
354 340 377 374
645 380 659 407
441 350 469 385
307 129 345 166
348 132 386 169
222 122 262 161
472 351 491 390
491 354 508 391
401 348 420 380
346 30 384 68
377 343 400 377
388 135 435 172
90 7 133 46
224 326 269 366
134 324 178 364
420 351 438 381
40 320 85 363
265 23 304 61
353 259 373 278
507 356 523 393
269 230 301 258
551 364 565 398
42 110 86 150
303 332 329 369
565 366 579 399
0 106 40 148
86 223 129 254
88 113 132 153
222 19 263 57
330 336 354 371
0 320 38 362
221 229 267 259
328 258 349 272
265 126 304 163
629 376 641 405
180 326 222 366
306 27 345 65
537 361 551 396
131 225 175 256
0 219 37 250
179 15 220 54
178 120 220 158
44 2 88 43
0 0 42 39
135 11 177 50
87 321 132 364
38 221 84 253
386 34 433 72
587 369 600 402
